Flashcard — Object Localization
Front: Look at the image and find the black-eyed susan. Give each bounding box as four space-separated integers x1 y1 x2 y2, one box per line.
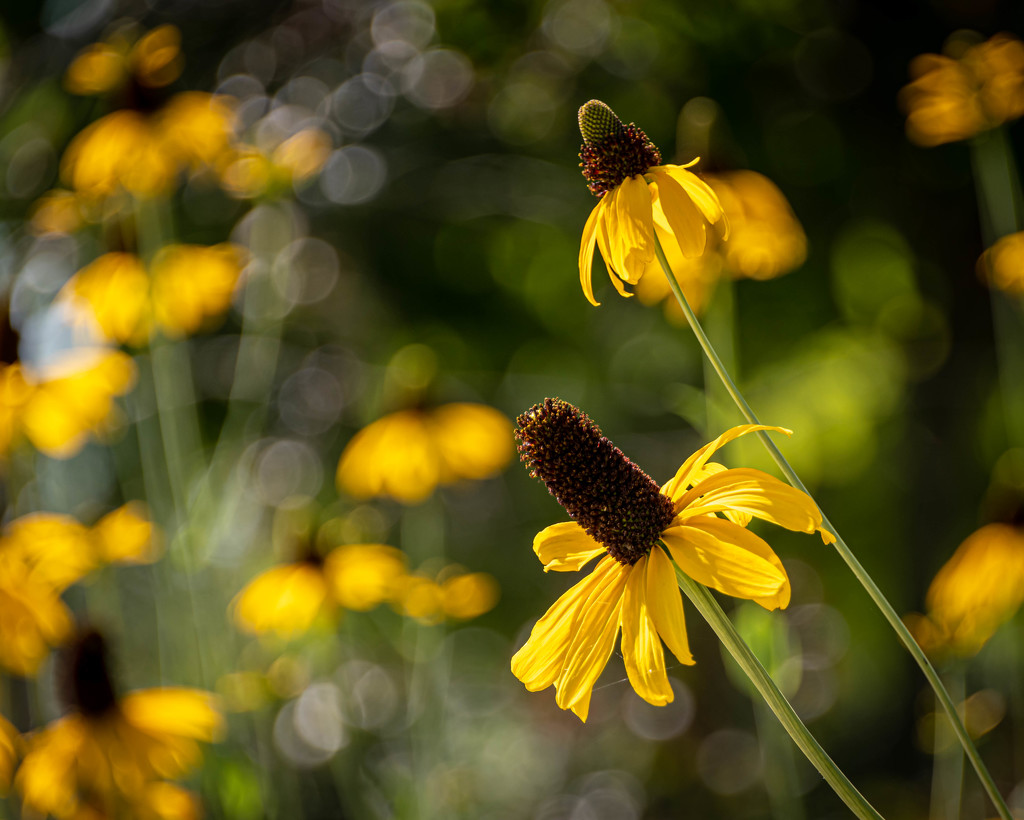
62 245 245 346
908 523 1024 658
337 403 513 504
900 33 1024 147
511 399 831 721
232 543 407 638
15 630 222 819
576 100 726 306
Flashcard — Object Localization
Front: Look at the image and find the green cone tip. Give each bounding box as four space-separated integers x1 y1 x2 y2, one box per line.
578 100 625 143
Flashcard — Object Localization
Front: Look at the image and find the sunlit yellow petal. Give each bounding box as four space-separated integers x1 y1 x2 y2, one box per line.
337 411 440 503
150 243 244 337
532 522 605 572
646 545 694 665
621 555 674 706
430 403 513 483
63 252 151 345
91 502 158 565
322 543 406 611
0 713 20 794
655 163 728 234
554 557 629 718
663 524 787 604
579 201 603 305
650 169 707 258
121 688 224 742
614 175 655 283
440 572 500 619
231 563 329 637
131 25 183 88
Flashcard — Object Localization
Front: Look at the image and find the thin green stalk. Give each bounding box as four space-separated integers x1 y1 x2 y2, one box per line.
670 558 883 820
929 665 965 820
654 233 1013 820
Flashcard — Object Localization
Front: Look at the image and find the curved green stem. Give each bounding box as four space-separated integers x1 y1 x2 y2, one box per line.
654 234 1012 820
670 557 884 820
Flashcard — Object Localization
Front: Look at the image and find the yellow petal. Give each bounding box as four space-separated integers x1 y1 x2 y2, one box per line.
674 467 824 538
655 163 728 234
621 556 674 706
646 545 694 665
429 403 513 483
532 522 605 572
511 561 611 692
231 563 329 637
579 201 603 306
663 424 791 501
121 687 224 742
554 557 630 718
322 543 407 611
663 523 788 605
91 502 158 565
614 175 655 283
650 169 707 258
685 518 790 610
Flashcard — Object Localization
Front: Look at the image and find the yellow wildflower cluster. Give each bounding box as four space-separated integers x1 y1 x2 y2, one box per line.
0 503 155 676
978 231 1024 295
901 33 1024 147
0 349 136 460
233 542 499 637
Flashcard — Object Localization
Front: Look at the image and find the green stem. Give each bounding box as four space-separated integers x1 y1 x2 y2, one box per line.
654 234 1013 820
670 559 883 819
929 665 965 820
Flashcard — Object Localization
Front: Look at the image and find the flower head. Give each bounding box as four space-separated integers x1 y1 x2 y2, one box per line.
15 630 222 819
576 100 726 305
978 231 1024 295
512 399 830 720
900 33 1024 147
337 402 513 504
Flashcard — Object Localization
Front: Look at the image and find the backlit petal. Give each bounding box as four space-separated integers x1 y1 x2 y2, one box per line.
533 522 605 572
554 557 629 718
655 164 728 234
663 424 791 501
614 175 655 283
650 170 706 258
621 555 674 706
579 202 603 306
647 545 694 665
674 467 824 537
662 524 787 604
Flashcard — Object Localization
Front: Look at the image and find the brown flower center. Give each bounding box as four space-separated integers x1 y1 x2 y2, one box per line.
515 398 676 565
578 100 661 198
65 629 119 718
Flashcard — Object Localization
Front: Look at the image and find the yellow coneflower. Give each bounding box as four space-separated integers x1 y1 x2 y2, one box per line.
511 399 831 721
15 630 222 819
62 245 245 346
909 523 1024 658
576 100 726 306
900 33 1024 147
232 543 407 638
337 403 513 504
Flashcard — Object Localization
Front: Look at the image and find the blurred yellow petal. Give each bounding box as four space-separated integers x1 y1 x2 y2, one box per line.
441 572 499 619
150 243 244 337
532 521 604 572
65 42 128 95
232 563 330 637
979 231 1024 295
430 403 513 483
155 92 236 170
621 555 673 707
29 189 84 236
121 688 224 742
4 512 95 589
131 25 183 88
0 559 73 674
91 503 158 565
392 575 445 623
323 543 406 611
63 252 151 345
271 129 331 182
0 714 19 794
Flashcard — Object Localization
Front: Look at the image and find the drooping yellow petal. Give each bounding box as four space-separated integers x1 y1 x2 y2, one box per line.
662 523 788 605
613 175 655 283
646 545 694 665
683 462 752 526
532 522 605 572
579 200 604 306
511 561 613 693
91 502 158 565
650 169 707 258
621 555 674 707
121 688 224 742
655 163 728 237
554 557 630 718
673 467 825 538
663 424 791 500
3 513 95 589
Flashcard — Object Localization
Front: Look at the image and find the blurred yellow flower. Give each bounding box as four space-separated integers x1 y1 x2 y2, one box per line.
64 245 244 345
218 128 331 199
337 403 513 504
17 349 136 459
910 523 1024 658
710 170 807 281
0 554 73 675
28 189 84 236
61 93 236 201
512 400 831 721
392 568 500 623
978 231 1024 295
576 100 726 306
634 239 721 322
901 33 1024 147
64 25 182 96
232 543 407 638
16 631 222 819
0 714 19 793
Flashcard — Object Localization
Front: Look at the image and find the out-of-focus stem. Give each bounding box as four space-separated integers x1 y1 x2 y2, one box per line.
655 234 1013 820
